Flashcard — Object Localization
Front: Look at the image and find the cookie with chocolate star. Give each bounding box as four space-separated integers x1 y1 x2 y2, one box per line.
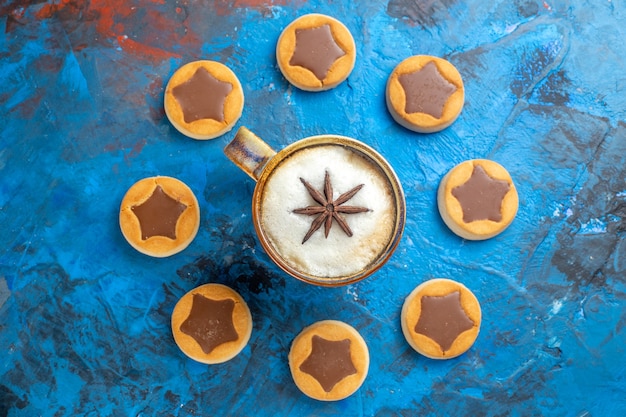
119 176 200 257
276 14 356 91
164 60 244 139
171 283 253 364
401 278 481 359
289 320 369 401
438 159 518 240
386 55 464 133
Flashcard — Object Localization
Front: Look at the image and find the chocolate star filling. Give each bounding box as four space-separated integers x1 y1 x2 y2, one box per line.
299 335 357 392
289 24 346 81
398 61 457 118
293 171 369 244
172 67 233 123
451 164 511 223
414 291 475 353
180 294 239 354
131 185 187 240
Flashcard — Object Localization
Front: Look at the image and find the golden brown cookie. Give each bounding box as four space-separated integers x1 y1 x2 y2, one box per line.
164 60 244 140
119 176 200 257
289 320 369 401
438 159 518 240
171 283 252 364
386 55 464 133
276 14 356 91
401 278 481 360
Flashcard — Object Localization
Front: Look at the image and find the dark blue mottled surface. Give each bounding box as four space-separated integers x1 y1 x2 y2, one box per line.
1 0 625 416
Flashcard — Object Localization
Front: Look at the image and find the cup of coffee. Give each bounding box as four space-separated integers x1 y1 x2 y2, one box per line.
224 127 406 286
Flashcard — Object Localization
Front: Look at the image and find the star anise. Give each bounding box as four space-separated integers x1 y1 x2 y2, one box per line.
293 171 369 244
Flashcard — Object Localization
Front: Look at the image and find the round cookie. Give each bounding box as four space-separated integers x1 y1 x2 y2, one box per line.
119 176 200 257
289 320 369 401
171 283 252 364
386 55 464 133
401 278 481 359
164 60 244 140
276 14 356 91
438 159 518 240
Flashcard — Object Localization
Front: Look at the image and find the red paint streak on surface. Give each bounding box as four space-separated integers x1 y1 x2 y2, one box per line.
117 35 181 60
32 0 198 62
5 15 23 33
127 138 147 159
14 94 44 119
103 137 146 160
104 140 122 153
144 7 201 48
6 5 27 32
212 0 293 16
147 75 166 122
232 0 290 5
88 0 134 38
8 5 26 20
35 1 76 19
34 54 64 73
148 75 164 95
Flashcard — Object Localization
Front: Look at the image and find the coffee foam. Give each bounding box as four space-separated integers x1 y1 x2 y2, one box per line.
259 144 396 279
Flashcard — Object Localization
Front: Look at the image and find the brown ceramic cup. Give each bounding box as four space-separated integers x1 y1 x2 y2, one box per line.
224 127 405 286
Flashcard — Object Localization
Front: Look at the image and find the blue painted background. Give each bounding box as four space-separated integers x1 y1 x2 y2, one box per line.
1 0 625 415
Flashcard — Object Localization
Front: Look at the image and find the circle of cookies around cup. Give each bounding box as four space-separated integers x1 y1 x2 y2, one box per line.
171 283 253 364
401 278 481 360
276 14 356 91
438 159 518 240
164 60 244 140
288 320 369 401
386 55 464 133
119 176 200 257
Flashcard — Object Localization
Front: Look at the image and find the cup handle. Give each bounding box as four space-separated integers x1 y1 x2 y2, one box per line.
224 127 277 182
